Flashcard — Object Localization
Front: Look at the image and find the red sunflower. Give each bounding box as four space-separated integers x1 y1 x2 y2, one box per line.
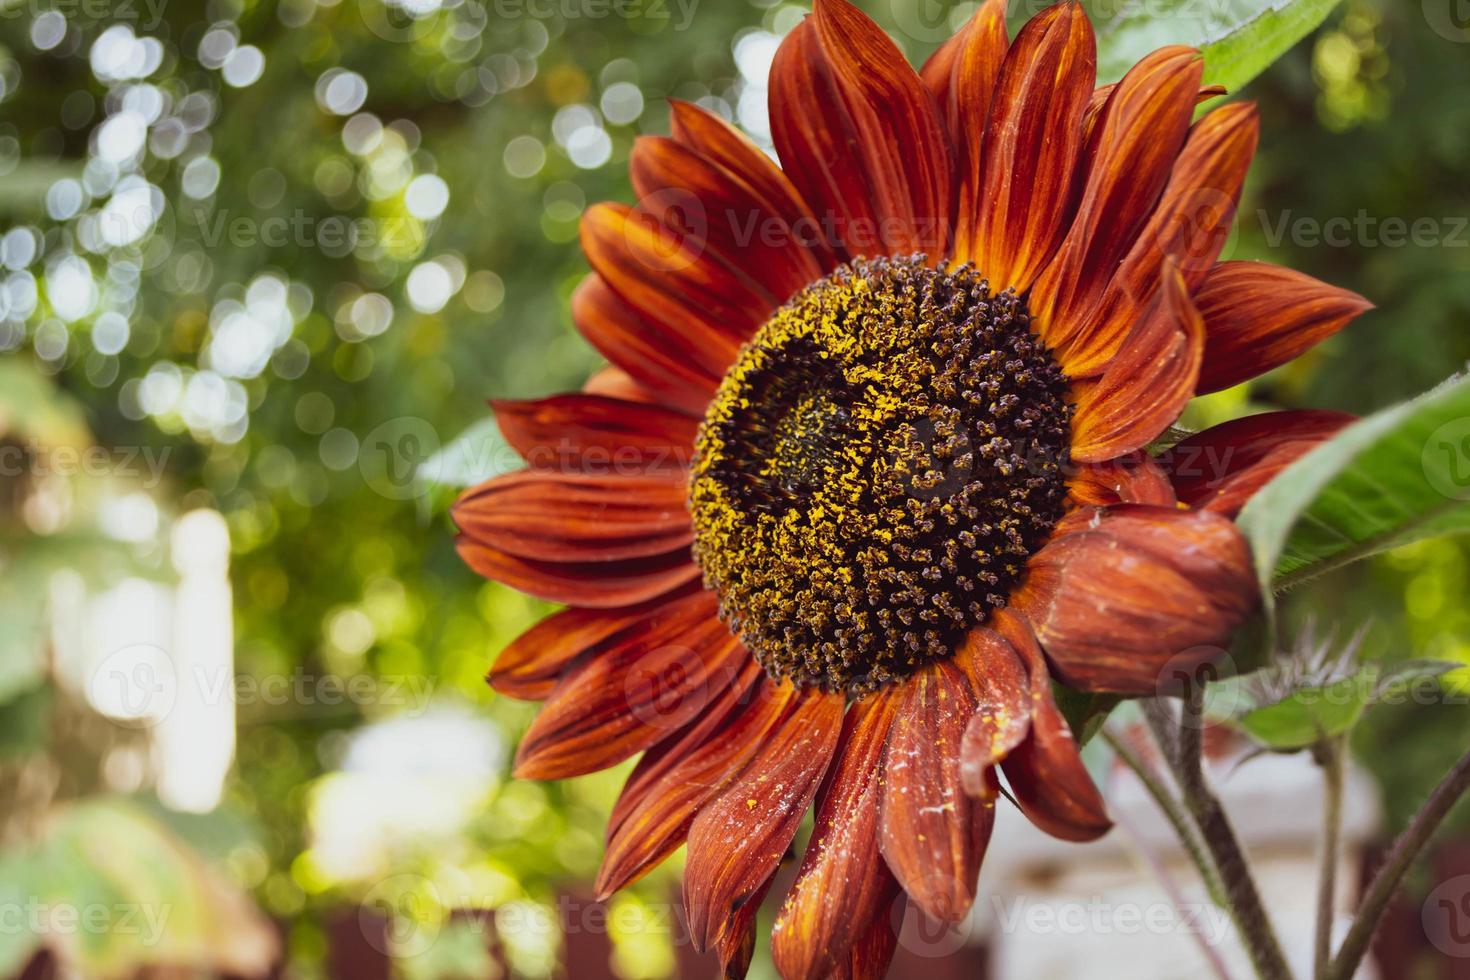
453 1 1372 976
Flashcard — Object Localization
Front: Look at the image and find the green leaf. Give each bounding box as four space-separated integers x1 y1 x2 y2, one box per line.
1083 0 1346 90
1237 374 1470 595
1237 675 1369 750
1053 685 1121 746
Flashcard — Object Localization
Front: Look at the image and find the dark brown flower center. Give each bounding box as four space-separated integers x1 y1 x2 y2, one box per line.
689 256 1072 694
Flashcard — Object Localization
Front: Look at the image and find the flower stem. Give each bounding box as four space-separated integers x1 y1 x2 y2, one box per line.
1326 740 1470 980
1144 690 1294 980
1311 737 1344 980
1103 726 1228 910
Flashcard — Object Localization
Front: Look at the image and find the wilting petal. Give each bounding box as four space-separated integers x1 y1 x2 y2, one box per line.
668 99 838 271
1015 504 1257 694
492 394 698 474
1070 264 1204 462
1080 102 1259 376
880 661 993 922
598 665 783 898
773 691 900 980
1032 47 1202 371
581 201 776 358
511 592 746 779
456 536 700 608
488 595 693 700
1161 410 1355 517
684 688 845 953
453 470 691 563
963 1 1095 289
922 0 1008 262
1195 261 1373 394
630 135 825 299
770 0 951 259
991 609 1111 842
954 626 1031 797
581 366 668 407
1068 453 1178 507
572 274 719 416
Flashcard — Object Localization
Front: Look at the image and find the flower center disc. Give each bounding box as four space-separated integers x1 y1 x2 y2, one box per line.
689 256 1073 694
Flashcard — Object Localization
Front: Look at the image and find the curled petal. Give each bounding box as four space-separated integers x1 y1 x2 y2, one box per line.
963 1 1095 288
684 688 845 953
581 366 669 407
1070 263 1204 462
1160 410 1356 517
1068 453 1178 507
955 627 1032 798
512 592 745 779
492 394 698 474
453 470 691 563
991 609 1111 842
1015 504 1258 694
773 691 900 980
1195 261 1374 395
880 661 994 922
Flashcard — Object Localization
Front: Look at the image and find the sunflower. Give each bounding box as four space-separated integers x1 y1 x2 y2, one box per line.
453 1 1371 976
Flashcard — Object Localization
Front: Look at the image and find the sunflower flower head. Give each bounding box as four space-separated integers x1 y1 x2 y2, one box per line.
452 1 1372 976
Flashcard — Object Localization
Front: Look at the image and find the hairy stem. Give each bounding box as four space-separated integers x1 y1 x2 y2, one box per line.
1103 726 1228 909
1312 737 1344 979
1327 741 1470 980
1145 691 1294 980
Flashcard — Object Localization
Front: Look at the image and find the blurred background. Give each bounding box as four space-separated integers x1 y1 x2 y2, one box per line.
0 0 1467 977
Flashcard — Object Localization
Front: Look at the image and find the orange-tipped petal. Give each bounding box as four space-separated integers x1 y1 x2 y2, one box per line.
511 592 745 779
773 691 901 980
581 366 669 408
683 688 845 953
955 626 1033 798
491 394 698 474
1015 504 1257 694
1032 47 1203 370
1070 263 1204 462
963 1 1095 288
991 609 1112 842
1195 261 1374 395
880 661 994 922
1160 409 1356 517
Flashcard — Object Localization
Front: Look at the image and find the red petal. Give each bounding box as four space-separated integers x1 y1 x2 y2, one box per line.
880 662 994 922
572 274 718 416
1070 262 1204 462
963 1 1095 288
581 366 670 408
770 0 952 259
1068 453 1178 507
453 470 691 563
492 394 698 474
1032 47 1203 372
581 201 774 358
456 535 700 608
488 594 694 701
630 135 825 300
921 0 1008 263
773 691 901 980
1160 409 1355 517
512 592 746 779
954 626 1032 798
668 99 838 271
597 665 784 899
1016 504 1257 694
683 688 845 953
991 609 1112 842
826 885 904 980
1195 261 1374 395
